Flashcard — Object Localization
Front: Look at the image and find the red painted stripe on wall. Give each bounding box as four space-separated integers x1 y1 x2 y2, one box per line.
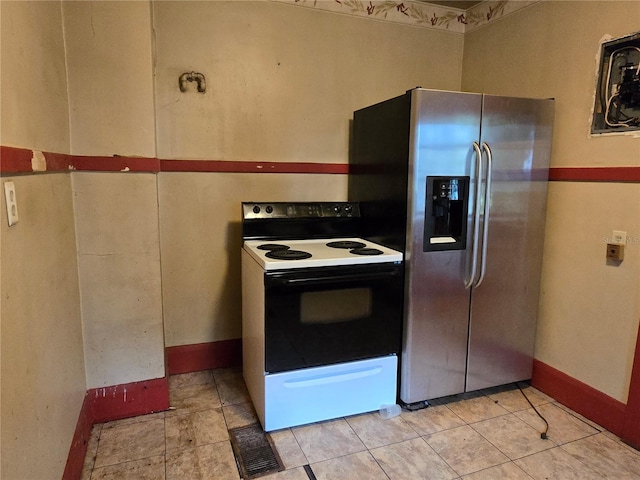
160 159 349 174
0 146 348 175
0 146 42 173
2 146 639 179
549 167 640 183
531 359 626 437
73 155 160 173
166 339 242 375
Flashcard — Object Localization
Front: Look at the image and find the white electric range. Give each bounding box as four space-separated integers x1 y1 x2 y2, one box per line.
241 202 404 431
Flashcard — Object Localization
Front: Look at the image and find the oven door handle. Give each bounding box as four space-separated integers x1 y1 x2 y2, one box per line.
266 270 402 286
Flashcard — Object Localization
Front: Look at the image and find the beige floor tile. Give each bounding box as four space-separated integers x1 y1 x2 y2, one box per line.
346 411 418 449
471 414 552 460
169 370 215 391
292 418 366 464
165 407 228 452
262 466 312 480
94 418 165 468
527 387 556 404
270 429 309 469
222 402 259 430
561 433 640 479
553 402 605 431
90 455 165 480
212 367 242 379
167 382 221 416
515 403 599 445
310 451 388 480
370 437 458 480
401 404 466 435
446 395 510 424
166 441 240 480
486 386 549 413
80 424 102 480
461 461 532 479
515 446 604 480
214 368 252 406
425 424 509 476
101 411 165 430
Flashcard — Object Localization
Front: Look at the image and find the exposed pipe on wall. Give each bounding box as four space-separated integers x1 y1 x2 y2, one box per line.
179 72 206 93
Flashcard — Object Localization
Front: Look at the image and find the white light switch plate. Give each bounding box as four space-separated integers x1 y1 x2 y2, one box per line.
4 181 19 226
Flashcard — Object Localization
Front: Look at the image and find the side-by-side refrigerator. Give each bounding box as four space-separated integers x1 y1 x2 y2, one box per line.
349 88 554 406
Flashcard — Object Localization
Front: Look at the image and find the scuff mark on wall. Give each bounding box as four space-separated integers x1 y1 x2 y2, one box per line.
31 150 47 171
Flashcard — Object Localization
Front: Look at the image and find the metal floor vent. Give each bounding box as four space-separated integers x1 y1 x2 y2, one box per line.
229 424 284 479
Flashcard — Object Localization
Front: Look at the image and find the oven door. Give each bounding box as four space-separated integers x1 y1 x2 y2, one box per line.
264 262 403 373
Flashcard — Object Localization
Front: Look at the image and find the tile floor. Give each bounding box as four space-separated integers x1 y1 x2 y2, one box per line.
81 368 640 479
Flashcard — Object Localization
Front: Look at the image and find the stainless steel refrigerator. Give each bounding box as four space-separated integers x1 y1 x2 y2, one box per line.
349 88 554 406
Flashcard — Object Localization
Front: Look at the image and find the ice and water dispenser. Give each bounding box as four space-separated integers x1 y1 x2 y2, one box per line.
423 176 469 252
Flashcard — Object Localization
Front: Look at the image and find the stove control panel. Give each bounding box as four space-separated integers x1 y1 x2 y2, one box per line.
243 202 360 220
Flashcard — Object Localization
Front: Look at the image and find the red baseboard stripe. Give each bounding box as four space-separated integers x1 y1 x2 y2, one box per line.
166 339 242 375
88 377 170 424
622 321 640 449
531 359 626 436
62 395 93 480
63 377 169 480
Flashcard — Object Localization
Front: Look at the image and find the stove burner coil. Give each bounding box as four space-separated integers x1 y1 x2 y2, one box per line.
265 249 312 260
326 240 366 249
350 247 383 256
257 243 290 251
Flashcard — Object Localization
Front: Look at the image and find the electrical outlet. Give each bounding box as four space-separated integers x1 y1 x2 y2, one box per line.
4 181 19 226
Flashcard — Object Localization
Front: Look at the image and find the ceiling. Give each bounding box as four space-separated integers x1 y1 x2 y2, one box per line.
422 1 483 9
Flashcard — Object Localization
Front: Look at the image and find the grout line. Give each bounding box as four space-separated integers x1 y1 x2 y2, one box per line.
163 406 168 480
303 464 317 480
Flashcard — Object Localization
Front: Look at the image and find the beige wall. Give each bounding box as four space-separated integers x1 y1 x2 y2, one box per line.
0 175 85 480
62 1 164 388
153 0 463 161
0 2 85 479
0 0 70 153
63 0 156 157
462 1 640 402
153 0 464 346
72 172 165 388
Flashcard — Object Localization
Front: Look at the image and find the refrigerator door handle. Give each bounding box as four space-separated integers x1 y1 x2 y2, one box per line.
465 142 483 289
475 142 493 288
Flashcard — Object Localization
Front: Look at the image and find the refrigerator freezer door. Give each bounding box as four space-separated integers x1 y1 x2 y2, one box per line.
466 95 554 391
400 89 482 404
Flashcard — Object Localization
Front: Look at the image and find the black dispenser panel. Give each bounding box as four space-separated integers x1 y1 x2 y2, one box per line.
423 176 469 252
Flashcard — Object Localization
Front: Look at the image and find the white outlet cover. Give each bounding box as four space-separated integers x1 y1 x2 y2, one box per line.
4 181 19 226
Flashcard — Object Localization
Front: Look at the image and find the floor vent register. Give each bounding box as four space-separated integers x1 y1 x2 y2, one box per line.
229 424 284 479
